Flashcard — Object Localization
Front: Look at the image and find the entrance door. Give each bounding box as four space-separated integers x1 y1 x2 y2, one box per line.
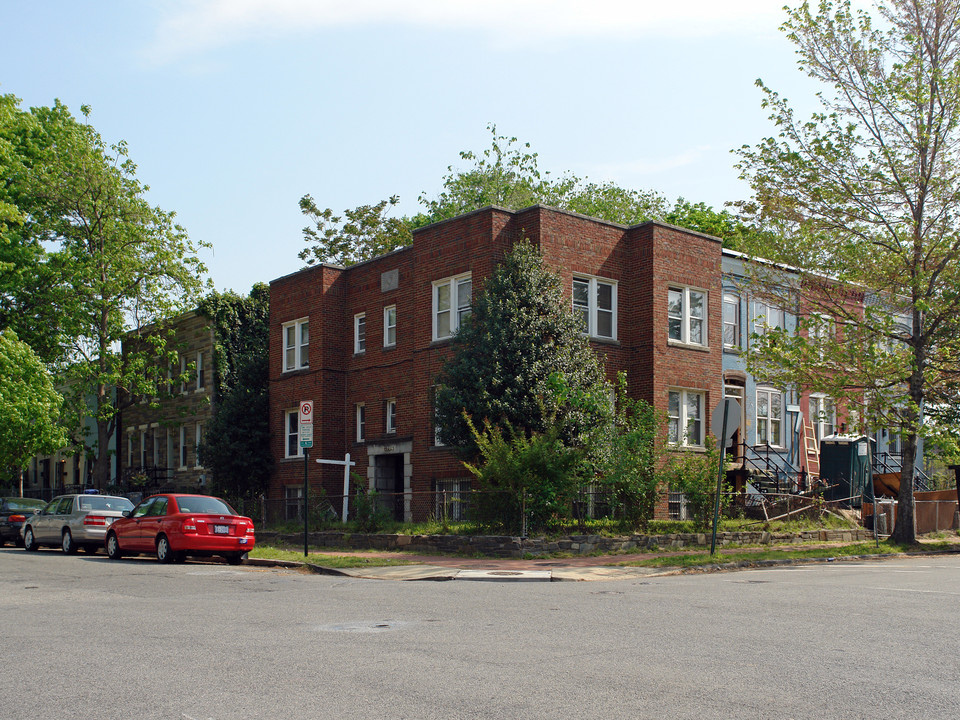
724 383 746 460
373 454 404 521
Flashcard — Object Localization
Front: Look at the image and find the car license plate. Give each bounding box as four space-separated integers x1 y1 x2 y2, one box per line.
213 525 229 534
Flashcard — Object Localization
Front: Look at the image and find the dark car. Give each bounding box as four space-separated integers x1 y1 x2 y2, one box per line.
0 497 47 547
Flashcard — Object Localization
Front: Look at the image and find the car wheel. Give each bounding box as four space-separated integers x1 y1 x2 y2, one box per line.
225 552 244 565
23 527 38 551
156 535 174 564
62 529 78 555
106 533 123 560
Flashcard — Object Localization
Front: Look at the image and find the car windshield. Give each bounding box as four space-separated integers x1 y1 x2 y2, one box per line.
5 498 45 511
175 497 236 515
78 496 134 512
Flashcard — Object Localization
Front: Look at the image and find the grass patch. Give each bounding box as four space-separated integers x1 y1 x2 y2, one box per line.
615 540 958 569
250 545 415 569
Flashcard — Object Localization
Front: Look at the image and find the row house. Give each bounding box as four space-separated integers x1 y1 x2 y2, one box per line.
119 311 215 493
268 205 724 520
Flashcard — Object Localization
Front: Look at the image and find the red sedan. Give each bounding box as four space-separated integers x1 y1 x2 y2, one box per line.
105 494 255 565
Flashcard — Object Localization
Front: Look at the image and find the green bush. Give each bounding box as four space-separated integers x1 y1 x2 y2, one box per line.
668 439 728 533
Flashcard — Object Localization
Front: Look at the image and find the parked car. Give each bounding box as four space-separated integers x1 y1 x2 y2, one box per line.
105 494 255 564
21 494 135 554
0 497 47 547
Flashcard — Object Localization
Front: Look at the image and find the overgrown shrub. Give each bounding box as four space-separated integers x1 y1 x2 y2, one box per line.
668 439 727 532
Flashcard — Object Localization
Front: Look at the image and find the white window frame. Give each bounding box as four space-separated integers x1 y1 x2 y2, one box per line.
194 423 203 468
196 351 205 390
432 273 472 341
808 314 834 358
756 387 784 447
723 292 740 349
139 429 147 468
668 286 707 346
180 354 187 395
753 300 784 336
356 403 366 443
166 429 173 471
152 427 160 467
383 305 396 348
179 425 188 469
810 394 836 442
572 275 617 340
385 398 397 434
354 313 366 354
667 389 705 447
285 409 303 458
282 318 309 372
284 485 303 521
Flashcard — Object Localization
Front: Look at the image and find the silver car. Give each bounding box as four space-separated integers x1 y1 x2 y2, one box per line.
21 494 135 554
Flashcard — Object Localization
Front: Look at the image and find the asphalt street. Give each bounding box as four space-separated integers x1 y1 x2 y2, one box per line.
3 547 959 719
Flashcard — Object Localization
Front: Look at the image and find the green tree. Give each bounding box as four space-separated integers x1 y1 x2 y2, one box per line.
602 374 671 531
298 195 412 267
434 239 611 457
0 96 208 487
667 440 725 533
297 125 754 265
0 330 68 473
736 0 960 543
196 284 273 498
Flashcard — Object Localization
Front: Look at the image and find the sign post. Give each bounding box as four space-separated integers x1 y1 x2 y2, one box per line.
710 398 741 556
299 401 314 557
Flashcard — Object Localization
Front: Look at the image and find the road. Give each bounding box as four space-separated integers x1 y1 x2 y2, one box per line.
3 547 959 719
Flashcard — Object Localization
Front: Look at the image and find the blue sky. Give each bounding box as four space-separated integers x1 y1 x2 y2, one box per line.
2 1 831 293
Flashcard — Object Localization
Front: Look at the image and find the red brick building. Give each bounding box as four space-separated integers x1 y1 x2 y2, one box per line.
268 205 723 520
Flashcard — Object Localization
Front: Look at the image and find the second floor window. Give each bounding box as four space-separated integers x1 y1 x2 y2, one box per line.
196 351 205 390
383 306 396 347
756 387 783 446
283 318 309 371
179 425 188 468
433 274 472 340
668 286 706 346
754 300 783 336
573 276 617 339
354 313 366 354
723 293 740 349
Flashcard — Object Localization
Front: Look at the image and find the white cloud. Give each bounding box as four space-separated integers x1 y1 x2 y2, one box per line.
147 0 785 64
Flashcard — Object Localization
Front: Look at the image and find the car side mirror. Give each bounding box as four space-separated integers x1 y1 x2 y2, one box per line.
32 509 41 516
121 510 131 517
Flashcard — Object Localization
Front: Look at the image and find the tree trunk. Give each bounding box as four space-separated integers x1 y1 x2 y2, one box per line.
891 434 917 544
91 421 113 490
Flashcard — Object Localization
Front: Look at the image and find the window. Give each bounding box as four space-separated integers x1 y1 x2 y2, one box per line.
810 395 836 441
284 486 303 521
385 398 397 434
195 423 203 468
354 313 366 354
139 429 147 468
166 429 173 471
196 351 205 390
152 428 160 467
754 300 783 336
179 425 188 469
383 305 396 347
756 387 784 446
667 389 704 447
285 409 302 458
127 432 133 467
180 354 188 394
808 314 834 357
573 276 617 339
668 287 706 346
356 404 366 442
723 293 740 349
433 273 472 340
283 318 309 371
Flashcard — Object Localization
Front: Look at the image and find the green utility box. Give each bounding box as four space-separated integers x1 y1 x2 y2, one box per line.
819 435 874 507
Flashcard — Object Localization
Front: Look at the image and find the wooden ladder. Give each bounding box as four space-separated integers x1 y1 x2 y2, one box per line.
803 420 820 481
